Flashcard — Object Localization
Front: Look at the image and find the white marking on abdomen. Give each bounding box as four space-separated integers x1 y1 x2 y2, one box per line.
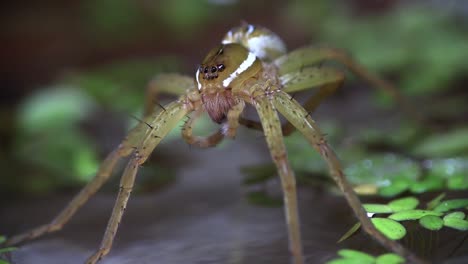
247 24 255 35
223 51 257 87
195 68 202 90
247 35 286 60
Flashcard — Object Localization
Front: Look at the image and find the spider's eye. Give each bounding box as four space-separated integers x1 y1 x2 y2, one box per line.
204 67 209 73
217 64 225 72
211 66 217 73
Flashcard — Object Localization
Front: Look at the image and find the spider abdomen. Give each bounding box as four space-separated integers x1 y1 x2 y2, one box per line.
222 24 287 61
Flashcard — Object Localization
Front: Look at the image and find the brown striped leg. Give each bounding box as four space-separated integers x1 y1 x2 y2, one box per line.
85 99 192 264
273 90 427 264
275 46 426 124
240 67 344 135
252 94 304 264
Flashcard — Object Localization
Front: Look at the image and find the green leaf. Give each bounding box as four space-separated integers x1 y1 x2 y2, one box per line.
0 235 5 244
443 211 466 220
419 215 444 231
376 253 405 264
371 217 406 240
433 199 468 213
388 197 419 212
363 204 393 214
337 249 375 262
0 260 11 264
338 223 361 243
426 193 446 210
389 210 443 221
443 218 468 231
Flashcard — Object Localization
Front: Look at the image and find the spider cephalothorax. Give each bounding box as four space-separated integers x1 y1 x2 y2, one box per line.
6 23 426 264
196 43 263 123
195 27 288 124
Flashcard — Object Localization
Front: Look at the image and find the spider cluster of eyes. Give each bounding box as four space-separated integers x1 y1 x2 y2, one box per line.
199 63 226 80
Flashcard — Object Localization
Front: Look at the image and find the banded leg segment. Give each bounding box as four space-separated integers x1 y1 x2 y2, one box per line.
224 101 245 138
144 73 194 116
253 95 304 264
240 67 344 135
181 100 245 147
274 46 425 123
182 108 224 148
86 99 192 264
273 90 426 264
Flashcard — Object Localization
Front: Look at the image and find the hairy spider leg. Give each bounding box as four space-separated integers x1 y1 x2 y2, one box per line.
144 73 194 116
240 45 426 135
251 91 304 264
85 99 192 264
275 46 426 124
6 98 193 264
239 67 344 135
224 101 246 138
181 107 224 147
181 100 245 147
146 73 228 147
273 90 426 264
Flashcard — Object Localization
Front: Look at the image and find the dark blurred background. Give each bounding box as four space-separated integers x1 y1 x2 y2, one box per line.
1 0 468 263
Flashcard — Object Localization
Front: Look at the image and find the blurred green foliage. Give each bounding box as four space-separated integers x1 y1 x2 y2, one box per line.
289 1 468 99
12 86 100 193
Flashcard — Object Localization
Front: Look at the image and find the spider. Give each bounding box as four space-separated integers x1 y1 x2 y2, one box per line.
5 24 427 264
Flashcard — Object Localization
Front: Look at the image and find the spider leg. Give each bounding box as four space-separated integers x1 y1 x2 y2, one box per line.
240 67 344 135
85 99 192 264
252 93 304 264
224 100 245 138
5 148 126 246
144 73 194 116
272 90 427 264
182 100 245 147
274 46 426 124
182 108 224 148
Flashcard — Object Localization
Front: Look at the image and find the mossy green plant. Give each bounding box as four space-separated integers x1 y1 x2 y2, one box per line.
345 196 468 238
326 249 404 264
335 195 467 263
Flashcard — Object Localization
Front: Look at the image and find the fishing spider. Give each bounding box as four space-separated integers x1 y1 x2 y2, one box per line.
5 24 426 264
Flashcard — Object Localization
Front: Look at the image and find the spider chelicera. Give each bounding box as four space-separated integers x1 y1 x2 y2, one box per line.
6 24 426 264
